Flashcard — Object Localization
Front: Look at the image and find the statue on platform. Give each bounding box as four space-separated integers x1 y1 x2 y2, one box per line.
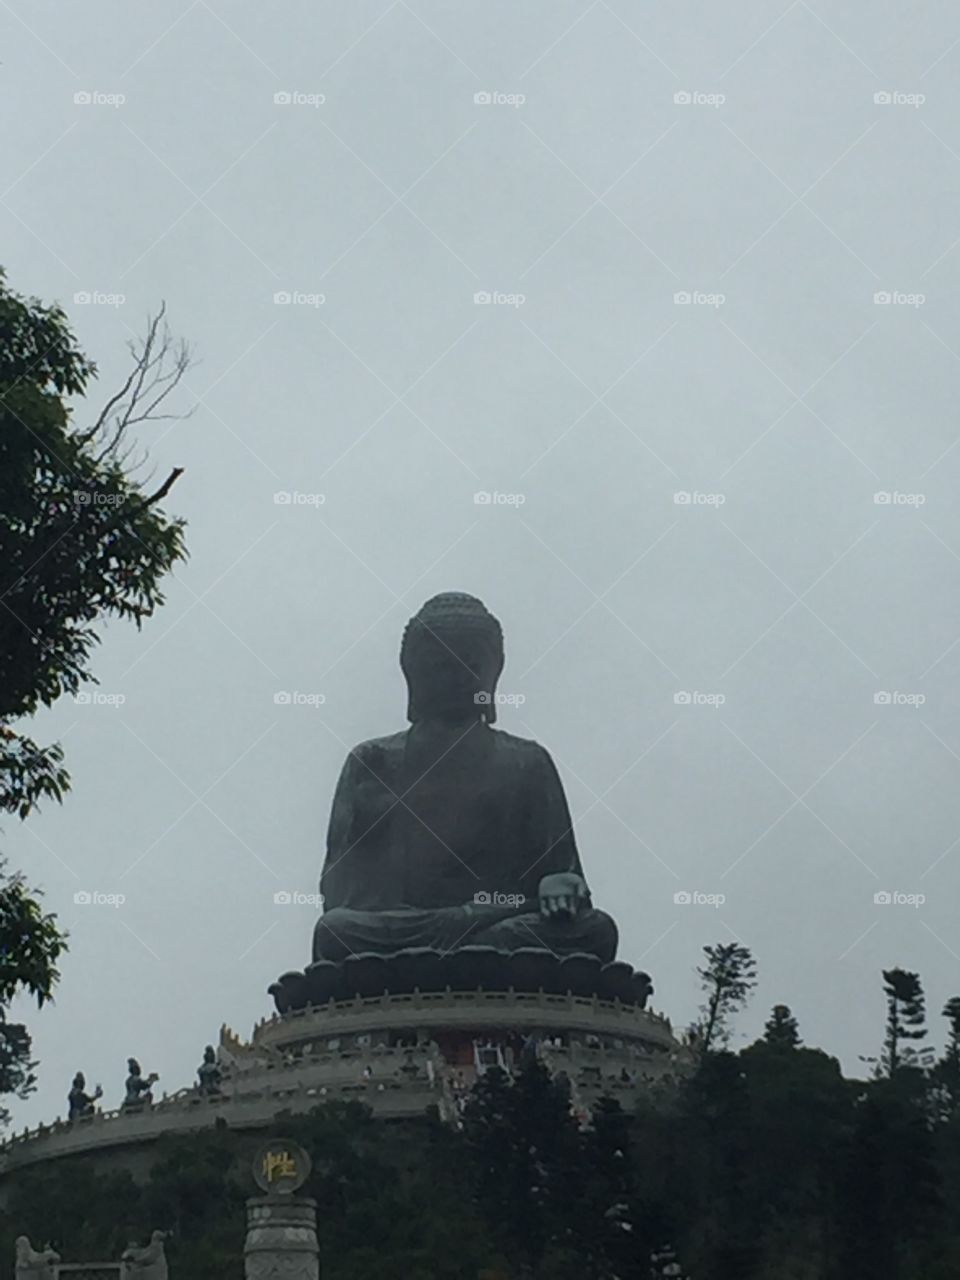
123 1058 158 1108
14 1237 59 1279
197 1045 222 1095
67 1071 102 1120
313 592 617 964
121 1230 168 1280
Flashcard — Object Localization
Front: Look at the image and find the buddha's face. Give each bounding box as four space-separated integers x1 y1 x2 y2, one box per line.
407 628 501 721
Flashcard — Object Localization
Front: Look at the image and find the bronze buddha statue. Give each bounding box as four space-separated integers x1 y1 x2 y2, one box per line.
312 592 617 964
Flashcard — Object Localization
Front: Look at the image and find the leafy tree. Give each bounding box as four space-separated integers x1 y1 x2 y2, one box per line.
0 860 67 1124
696 942 757 1052
462 1059 586 1277
0 269 190 1126
882 969 927 1078
0 272 190 819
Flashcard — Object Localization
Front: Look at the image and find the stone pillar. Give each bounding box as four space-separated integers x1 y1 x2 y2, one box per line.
244 1195 319 1280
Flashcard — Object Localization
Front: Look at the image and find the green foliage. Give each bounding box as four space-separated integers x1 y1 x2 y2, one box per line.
0 861 67 1124
0 268 187 1129
762 1003 801 1050
0 267 188 819
882 968 928 1077
7 1039 960 1280
695 942 757 1052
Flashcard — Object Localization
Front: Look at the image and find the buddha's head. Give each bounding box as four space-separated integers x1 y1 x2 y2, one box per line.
72 1072 85 1089
127 1058 140 1076
401 592 505 724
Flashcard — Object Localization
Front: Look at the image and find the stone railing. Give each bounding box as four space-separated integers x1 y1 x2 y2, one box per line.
253 986 672 1033
251 987 675 1053
0 1060 440 1172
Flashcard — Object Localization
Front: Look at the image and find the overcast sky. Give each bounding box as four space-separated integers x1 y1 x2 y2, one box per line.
6 0 960 1127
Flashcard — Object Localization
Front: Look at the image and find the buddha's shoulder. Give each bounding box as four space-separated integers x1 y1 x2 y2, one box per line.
346 730 408 763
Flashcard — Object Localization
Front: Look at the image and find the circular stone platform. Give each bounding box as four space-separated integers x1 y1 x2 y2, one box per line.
0 987 687 1194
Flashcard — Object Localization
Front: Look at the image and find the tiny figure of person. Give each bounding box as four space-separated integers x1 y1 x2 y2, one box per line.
124 1058 159 1108
67 1071 102 1121
196 1045 222 1096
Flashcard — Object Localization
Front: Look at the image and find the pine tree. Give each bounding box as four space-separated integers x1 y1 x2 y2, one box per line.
763 1004 801 1050
881 969 927 1077
696 943 757 1052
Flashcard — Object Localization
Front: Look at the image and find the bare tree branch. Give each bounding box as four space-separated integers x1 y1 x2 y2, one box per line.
78 303 197 463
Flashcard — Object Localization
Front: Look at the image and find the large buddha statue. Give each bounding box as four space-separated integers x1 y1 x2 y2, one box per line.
313 592 618 964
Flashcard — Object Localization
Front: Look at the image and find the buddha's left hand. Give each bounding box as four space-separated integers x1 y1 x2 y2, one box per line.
538 871 590 920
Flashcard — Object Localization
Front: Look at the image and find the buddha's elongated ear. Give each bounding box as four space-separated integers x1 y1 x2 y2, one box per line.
481 654 505 724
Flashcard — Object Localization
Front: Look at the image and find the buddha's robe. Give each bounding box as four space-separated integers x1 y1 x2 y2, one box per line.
314 721 616 961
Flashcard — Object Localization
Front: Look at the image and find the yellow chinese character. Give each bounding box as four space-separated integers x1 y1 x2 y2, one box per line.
262 1150 297 1183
